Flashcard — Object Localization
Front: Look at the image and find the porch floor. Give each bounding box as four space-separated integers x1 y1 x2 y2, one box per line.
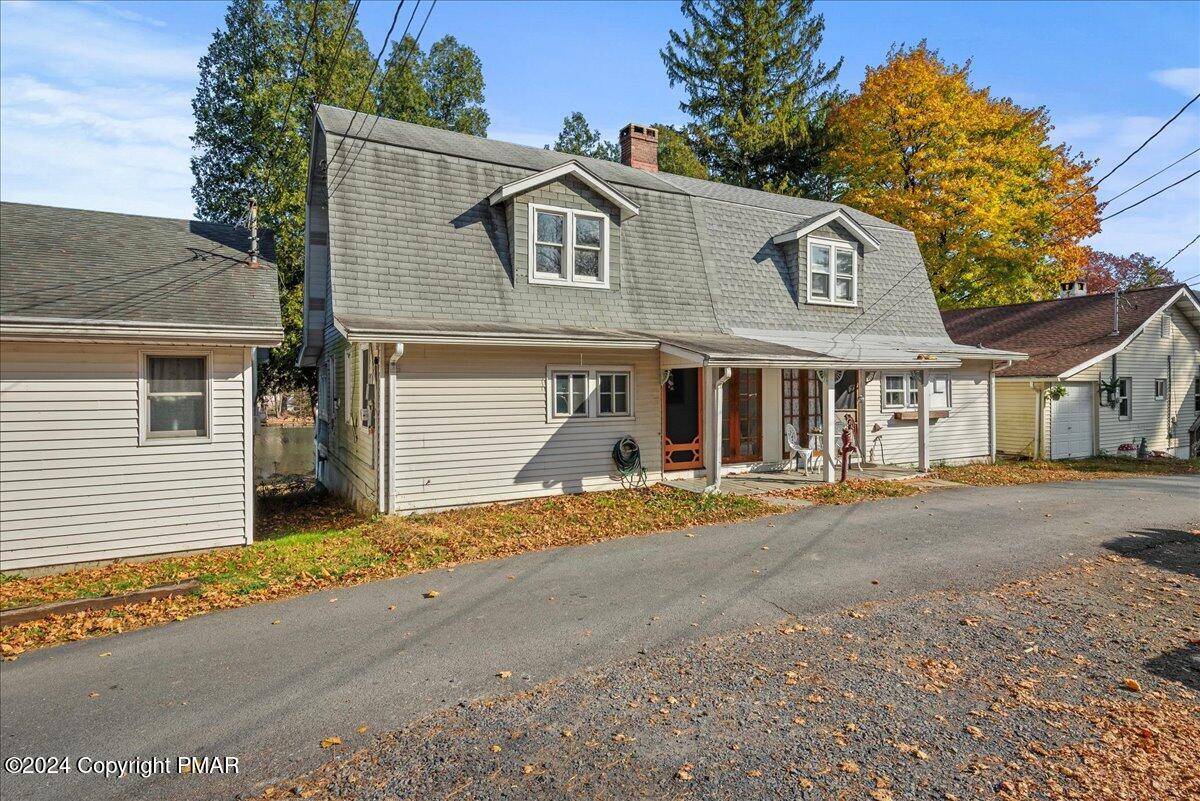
661 465 924 495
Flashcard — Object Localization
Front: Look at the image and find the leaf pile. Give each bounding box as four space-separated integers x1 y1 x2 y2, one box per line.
934 456 1199 487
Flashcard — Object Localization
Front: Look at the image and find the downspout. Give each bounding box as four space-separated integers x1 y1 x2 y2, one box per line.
1030 381 1043 459
379 343 404 514
989 360 1012 463
703 367 733 494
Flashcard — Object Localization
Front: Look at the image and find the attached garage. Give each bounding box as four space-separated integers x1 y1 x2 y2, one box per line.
1049 382 1095 459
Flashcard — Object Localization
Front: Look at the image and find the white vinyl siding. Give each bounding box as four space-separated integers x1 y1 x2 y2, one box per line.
862 363 992 466
319 334 377 511
1067 303 1200 455
0 341 253 571
391 345 661 513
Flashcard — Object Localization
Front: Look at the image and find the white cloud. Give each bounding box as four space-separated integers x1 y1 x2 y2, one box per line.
1151 67 1200 96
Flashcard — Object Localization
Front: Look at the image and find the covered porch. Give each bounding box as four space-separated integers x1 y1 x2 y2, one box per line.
655 331 976 489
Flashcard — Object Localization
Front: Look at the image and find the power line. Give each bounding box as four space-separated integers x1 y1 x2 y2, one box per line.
327 1 436 198
1101 145 1200 206
1100 168 1200 221
263 0 321 194
1091 92 1200 190
322 1 408 187
1163 233 1200 276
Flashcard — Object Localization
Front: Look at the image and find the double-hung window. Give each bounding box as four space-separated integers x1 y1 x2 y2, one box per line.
548 367 633 420
1154 378 1166 400
597 371 631 416
808 238 857 306
1116 377 1131 419
530 204 609 288
882 371 940 410
143 354 209 441
552 371 589 417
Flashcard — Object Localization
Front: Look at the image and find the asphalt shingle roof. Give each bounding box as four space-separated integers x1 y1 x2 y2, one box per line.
0 202 282 333
941 285 1192 377
314 105 963 350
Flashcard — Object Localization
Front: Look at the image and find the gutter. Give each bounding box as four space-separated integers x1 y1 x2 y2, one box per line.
1 318 283 346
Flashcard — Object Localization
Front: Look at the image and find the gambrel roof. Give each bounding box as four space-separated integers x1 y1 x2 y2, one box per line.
307 104 1012 365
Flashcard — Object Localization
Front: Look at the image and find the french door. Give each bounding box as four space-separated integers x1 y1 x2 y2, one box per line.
722 368 762 463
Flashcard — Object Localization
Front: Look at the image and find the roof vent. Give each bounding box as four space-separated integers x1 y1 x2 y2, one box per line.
619 123 658 172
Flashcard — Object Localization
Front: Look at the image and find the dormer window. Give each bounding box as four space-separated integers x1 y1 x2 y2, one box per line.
807 237 856 306
529 203 609 288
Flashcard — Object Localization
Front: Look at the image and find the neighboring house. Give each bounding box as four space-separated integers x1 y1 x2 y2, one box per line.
943 284 1200 460
301 106 1022 514
0 203 283 571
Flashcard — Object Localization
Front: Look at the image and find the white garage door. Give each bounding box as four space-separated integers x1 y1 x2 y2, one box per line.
1050 382 1095 459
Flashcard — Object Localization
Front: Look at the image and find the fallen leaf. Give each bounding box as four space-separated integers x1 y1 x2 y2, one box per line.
88 692 100 699
561 729 573 738
497 671 512 679
522 765 535 775
424 590 440 599
1123 678 1142 692
320 736 341 748
356 725 369 734
99 652 112 657
490 744 502 753
840 760 860 774
387 605 396 611
676 769 693 781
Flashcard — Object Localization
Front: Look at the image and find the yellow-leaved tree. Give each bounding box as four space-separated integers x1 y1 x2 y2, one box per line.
825 44 1100 308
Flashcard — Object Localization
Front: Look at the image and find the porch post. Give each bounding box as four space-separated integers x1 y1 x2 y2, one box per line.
821 369 836 483
917 368 930 472
987 364 997 464
704 367 732 492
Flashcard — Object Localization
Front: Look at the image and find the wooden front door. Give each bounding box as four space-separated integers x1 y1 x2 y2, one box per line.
722 368 762 463
663 368 703 470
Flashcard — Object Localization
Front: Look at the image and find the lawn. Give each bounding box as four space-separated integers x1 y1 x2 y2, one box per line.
0 485 775 656
933 456 1200 486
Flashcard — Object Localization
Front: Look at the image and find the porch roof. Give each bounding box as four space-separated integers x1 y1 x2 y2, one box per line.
334 316 1022 369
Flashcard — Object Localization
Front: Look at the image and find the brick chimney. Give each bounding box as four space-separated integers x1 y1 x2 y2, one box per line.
1057 279 1087 298
619 123 658 172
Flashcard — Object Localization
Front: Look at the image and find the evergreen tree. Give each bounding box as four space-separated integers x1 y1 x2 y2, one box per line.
653 123 709 179
547 112 619 161
375 34 489 136
661 0 842 195
191 0 374 398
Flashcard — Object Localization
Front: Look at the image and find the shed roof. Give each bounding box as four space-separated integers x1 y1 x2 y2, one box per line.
0 202 282 341
941 285 1198 378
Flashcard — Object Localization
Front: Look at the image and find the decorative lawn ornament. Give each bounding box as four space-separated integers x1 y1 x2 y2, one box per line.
839 414 860 483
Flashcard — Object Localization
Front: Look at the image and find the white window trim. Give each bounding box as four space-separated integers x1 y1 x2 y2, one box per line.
596 370 633 418
880 371 942 411
138 350 214 446
806 236 857 307
528 203 611 289
1116 377 1132 420
342 348 354 425
1154 378 1166 401
545 365 635 422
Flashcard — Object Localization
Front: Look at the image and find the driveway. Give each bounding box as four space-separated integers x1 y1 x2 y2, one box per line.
1 476 1197 801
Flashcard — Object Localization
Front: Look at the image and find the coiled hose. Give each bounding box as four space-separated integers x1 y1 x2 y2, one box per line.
612 436 647 488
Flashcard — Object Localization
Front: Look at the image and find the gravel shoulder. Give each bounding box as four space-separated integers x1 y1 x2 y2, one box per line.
266 532 1200 801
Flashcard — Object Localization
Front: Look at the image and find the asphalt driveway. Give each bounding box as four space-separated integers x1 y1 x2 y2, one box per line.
1 475 1197 801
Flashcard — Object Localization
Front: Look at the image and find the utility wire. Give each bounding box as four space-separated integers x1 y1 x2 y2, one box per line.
1163 233 1200 275
327 0 436 198
1091 92 1200 190
1101 145 1200 206
263 0 321 196
1100 168 1200 221
322 1 408 187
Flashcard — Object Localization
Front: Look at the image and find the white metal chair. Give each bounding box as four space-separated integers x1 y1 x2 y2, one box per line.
785 423 815 475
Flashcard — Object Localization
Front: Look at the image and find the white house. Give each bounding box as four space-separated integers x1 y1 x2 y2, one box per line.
0 203 283 571
300 107 1023 515
943 284 1200 459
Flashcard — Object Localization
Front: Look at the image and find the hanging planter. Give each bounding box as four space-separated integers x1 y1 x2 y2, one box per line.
1045 383 1068 402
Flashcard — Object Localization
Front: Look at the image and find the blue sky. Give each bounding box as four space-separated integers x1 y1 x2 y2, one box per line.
2 0 1198 280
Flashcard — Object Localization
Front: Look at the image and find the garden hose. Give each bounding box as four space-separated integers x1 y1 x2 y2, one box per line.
612 436 647 488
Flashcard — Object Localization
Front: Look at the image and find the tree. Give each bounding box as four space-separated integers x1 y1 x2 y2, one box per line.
1080 249 1176 294
375 35 431 126
375 34 489 136
547 112 619 161
824 43 1100 307
661 0 842 195
191 0 375 399
653 123 709 179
